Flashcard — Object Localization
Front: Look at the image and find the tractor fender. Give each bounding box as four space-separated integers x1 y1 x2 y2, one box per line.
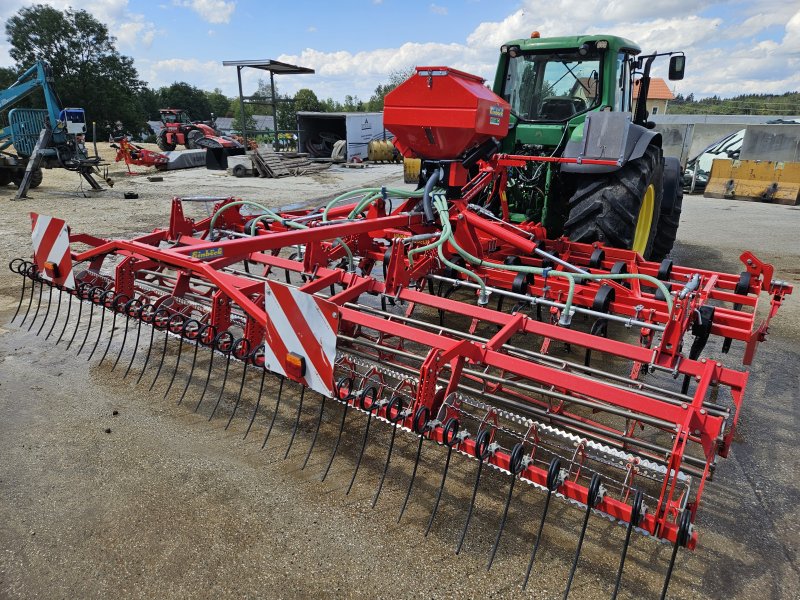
661 156 682 216
560 111 661 175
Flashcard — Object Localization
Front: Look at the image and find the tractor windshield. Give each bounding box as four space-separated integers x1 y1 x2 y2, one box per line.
502 50 602 121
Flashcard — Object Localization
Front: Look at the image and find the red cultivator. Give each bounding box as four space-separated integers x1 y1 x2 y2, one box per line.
9 67 792 598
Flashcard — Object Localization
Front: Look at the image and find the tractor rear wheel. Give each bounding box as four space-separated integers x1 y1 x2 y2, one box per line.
563 145 664 259
186 129 204 149
650 157 684 261
157 131 176 151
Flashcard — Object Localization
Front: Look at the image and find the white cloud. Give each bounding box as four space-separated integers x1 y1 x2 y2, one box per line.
430 3 448 15
307 26 317 32
175 0 236 24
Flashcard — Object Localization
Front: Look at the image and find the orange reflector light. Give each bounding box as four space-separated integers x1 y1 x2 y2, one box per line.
531 31 540 38
44 260 60 278
285 352 306 379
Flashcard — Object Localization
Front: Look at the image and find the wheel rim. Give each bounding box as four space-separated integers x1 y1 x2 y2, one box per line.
632 184 655 255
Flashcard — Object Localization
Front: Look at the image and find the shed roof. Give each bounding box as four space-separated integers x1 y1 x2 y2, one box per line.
222 59 314 75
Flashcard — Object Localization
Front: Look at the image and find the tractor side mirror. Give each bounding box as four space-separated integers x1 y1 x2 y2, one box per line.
668 55 685 80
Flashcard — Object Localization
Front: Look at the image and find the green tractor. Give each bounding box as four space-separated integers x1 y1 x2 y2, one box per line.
490 33 686 261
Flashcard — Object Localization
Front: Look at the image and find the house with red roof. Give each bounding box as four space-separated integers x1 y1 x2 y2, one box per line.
633 77 675 116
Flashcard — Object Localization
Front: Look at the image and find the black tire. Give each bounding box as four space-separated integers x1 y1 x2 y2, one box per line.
157 130 176 151
564 145 664 259
186 129 203 149
29 168 43 189
10 169 40 188
651 173 683 262
0 170 11 186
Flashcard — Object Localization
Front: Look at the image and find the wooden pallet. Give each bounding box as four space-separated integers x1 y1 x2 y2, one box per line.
249 149 330 178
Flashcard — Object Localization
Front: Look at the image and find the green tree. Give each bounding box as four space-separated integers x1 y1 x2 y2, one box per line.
157 82 213 120
366 67 415 111
293 88 321 113
228 98 256 136
5 4 145 137
137 87 161 121
205 88 231 117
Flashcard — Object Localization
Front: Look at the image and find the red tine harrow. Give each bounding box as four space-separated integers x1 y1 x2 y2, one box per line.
8 68 792 598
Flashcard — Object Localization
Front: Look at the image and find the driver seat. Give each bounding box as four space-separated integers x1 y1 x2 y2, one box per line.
540 97 578 120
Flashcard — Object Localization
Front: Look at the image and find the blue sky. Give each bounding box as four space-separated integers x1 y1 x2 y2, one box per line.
1 1 799 102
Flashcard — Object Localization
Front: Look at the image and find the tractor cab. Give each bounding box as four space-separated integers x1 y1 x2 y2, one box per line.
160 108 193 126
494 34 642 149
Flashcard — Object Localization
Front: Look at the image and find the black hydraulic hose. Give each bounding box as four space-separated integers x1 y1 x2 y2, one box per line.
422 167 443 223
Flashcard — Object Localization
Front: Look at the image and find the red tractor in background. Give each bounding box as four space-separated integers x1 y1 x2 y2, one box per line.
156 108 218 151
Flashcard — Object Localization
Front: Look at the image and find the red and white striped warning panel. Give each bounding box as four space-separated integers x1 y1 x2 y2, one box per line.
262 280 340 397
30 213 76 290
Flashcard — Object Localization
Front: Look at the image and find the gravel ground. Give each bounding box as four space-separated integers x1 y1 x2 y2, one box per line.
0 162 798 600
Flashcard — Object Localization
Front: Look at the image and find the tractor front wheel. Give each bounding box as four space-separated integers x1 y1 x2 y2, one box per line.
157 131 176 151
563 145 664 259
186 129 204 149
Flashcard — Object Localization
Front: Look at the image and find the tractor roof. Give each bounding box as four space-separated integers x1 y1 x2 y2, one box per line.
503 33 641 55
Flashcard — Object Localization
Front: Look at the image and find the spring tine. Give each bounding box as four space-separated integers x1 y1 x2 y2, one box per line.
523 457 563 591
225 357 248 429
522 487 553 590
111 310 131 370
26 278 44 331
563 474 603 599
398 433 425 523
178 335 202 405
283 384 306 459
86 296 108 361
98 307 119 365
371 425 397 508
302 394 327 469
425 418 462 535
194 345 216 412
149 327 171 391
209 352 233 420
75 299 96 356
65 293 84 350
487 442 526 571
123 312 144 378
10 264 29 323
261 376 285 450
135 316 158 384
456 430 493 555
164 333 185 398
455 461 484 554
398 406 431 523
486 475 516 569
346 409 372 491
45 287 63 339
244 367 267 439
320 398 348 482
346 389 380 494
35 284 53 335
660 509 692 600
19 270 38 327
425 444 453 535
611 489 644 600
55 290 73 344
372 398 407 508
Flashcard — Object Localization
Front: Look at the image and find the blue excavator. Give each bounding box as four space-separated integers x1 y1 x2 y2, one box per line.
0 61 109 198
